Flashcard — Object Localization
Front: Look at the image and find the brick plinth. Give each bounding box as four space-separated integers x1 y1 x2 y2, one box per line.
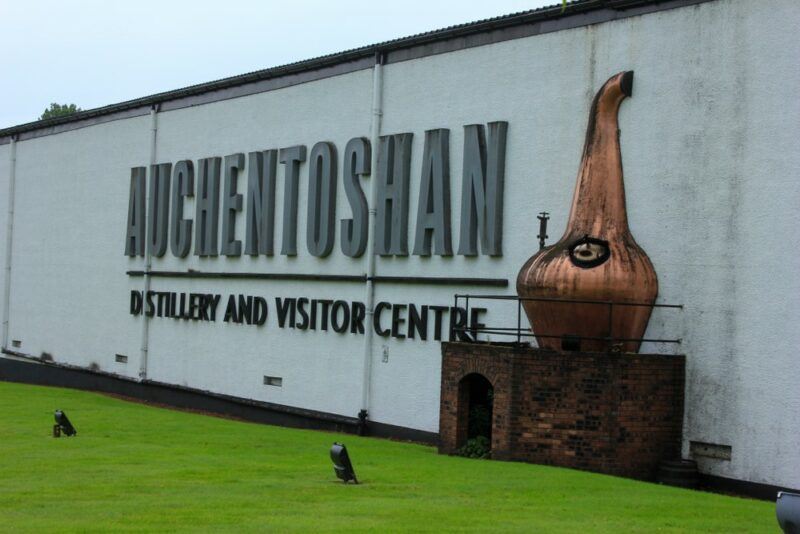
439 342 685 480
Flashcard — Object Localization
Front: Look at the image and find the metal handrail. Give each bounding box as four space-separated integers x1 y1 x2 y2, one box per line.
452 293 683 350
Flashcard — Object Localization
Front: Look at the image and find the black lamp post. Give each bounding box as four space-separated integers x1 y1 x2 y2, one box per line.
330 442 358 484
53 410 77 437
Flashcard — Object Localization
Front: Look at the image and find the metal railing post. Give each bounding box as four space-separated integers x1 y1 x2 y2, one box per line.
464 295 470 340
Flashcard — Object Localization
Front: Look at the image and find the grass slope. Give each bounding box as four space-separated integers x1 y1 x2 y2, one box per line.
0 381 774 532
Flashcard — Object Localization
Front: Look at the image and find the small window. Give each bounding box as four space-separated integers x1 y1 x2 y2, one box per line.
263 376 283 387
115 354 128 363
690 441 731 461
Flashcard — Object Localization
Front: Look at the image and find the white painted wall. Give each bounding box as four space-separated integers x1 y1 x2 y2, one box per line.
0 142 9 344
146 69 374 416
9 117 150 373
2 0 798 489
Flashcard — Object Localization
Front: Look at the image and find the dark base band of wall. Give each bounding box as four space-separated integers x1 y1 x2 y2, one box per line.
0 354 438 445
701 474 798 502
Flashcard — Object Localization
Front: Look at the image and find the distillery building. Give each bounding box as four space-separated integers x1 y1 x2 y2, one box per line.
1 0 798 496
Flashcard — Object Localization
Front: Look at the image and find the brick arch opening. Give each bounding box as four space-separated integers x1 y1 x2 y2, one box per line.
456 373 494 450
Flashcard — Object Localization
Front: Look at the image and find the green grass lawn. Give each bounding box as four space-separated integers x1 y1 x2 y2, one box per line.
0 381 774 532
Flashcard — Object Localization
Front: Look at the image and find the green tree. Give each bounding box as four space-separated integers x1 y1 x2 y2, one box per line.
39 103 82 120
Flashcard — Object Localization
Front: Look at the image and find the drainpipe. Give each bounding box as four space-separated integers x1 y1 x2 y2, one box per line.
359 51 385 433
1 136 17 351
139 105 159 380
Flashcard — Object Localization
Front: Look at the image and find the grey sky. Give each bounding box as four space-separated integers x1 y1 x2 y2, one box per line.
0 0 554 129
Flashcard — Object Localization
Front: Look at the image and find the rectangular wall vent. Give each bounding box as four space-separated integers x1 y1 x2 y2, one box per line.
115 354 128 363
263 376 283 387
11 340 21 348
690 441 732 461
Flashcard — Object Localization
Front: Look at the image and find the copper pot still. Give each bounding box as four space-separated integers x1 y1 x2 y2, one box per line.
516 71 658 353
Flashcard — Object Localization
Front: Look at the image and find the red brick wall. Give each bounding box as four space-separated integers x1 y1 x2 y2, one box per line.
439 343 685 480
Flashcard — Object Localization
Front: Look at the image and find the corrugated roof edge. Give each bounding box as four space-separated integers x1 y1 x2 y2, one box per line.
0 0 687 138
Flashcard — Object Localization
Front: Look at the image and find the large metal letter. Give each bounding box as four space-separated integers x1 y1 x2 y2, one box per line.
147 163 172 257
457 121 507 256
221 153 244 256
340 137 370 257
306 142 338 257
194 157 221 256
125 167 146 256
279 146 307 256
170 160 194 258
375 133 412 256
244 150 277 256
413 129 452 256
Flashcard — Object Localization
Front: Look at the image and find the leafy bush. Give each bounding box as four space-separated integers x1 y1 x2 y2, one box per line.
457 436 491 459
